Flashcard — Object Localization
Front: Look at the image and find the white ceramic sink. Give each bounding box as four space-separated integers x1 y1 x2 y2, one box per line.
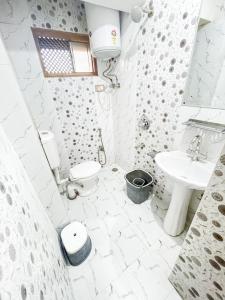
155 150 215 190
155 151 215 236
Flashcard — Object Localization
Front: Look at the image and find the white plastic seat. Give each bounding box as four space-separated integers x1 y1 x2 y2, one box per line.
69 161 101 180
60 221 92 266
61 221 88 255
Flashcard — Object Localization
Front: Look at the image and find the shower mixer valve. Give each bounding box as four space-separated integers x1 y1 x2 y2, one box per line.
138 114 150 130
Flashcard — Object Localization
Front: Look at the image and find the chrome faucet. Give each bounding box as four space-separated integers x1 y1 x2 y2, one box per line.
186 135 206 161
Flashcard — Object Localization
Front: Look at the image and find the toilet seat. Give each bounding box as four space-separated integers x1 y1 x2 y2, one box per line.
70 161 101 180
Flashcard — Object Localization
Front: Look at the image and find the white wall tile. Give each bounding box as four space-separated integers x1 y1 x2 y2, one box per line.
0 124 74 299
0 36 67 227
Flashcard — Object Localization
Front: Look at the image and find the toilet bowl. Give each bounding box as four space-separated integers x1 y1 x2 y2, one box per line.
39 130 101 198
69 161 101 196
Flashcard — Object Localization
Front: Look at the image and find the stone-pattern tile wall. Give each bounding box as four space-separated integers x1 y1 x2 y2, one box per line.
170 146 225 300
185 19 225 109
112 14 138 171
114 0 201 199
114 0 225 224
49 76 115 171
175 107 225 224
184 0 225 110
133 0 201 200
51 77 100 165
0 33 67 227
0 124 74 300
0 0 114 176
173 0 225 220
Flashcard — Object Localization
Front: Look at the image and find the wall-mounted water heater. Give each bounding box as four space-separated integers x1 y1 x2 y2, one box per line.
85 3 121 60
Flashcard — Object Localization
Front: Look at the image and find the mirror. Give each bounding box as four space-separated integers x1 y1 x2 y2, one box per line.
183 0 225 109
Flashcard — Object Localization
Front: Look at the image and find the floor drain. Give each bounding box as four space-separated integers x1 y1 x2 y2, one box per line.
112 167 118 172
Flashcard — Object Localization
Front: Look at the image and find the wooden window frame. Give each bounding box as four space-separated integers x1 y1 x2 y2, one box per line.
31 27 98 78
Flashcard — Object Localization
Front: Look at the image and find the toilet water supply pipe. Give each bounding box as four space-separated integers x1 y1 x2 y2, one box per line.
53 168 82 200
66 181 83 200
53 168 68 186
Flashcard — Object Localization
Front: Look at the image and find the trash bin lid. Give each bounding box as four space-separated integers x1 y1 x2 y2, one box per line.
61 222 88 254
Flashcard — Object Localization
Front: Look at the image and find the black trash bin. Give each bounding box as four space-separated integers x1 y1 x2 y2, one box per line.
125 170 153 204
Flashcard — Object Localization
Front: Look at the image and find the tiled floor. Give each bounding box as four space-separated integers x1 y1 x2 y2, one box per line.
65 165 184 300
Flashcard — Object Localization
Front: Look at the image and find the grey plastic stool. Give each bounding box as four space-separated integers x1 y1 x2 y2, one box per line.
61 221 92 266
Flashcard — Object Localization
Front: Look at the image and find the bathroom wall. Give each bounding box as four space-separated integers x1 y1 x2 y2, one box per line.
169 145 225 300
113 0 202 198
2 0 225 227
177 0 225 148
112 15 138 170
0 124 74 299
113 0 225 225
180 0 225 112
49 76 115 170
0 0 114 176
182 0 225 110
184 19 225 108
133 0 202 203
174 0 225 220
0 34 67 227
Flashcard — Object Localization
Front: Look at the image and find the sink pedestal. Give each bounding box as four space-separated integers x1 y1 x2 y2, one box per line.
164 183 192 236
155 150 215 236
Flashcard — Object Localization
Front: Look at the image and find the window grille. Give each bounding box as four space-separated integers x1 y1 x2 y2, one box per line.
32 28 98 77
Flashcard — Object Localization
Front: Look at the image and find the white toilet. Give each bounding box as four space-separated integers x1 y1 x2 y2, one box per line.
69 161 101 196
39 131 101 197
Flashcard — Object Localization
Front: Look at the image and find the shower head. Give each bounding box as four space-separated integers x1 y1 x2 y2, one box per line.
130 6 142 23
130 2 154 23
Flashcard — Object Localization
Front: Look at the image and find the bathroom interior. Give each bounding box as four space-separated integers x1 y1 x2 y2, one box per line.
1 0 225 299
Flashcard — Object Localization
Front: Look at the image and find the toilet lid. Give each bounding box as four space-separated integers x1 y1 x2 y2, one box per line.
61 221 88 254
70 161 101 180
